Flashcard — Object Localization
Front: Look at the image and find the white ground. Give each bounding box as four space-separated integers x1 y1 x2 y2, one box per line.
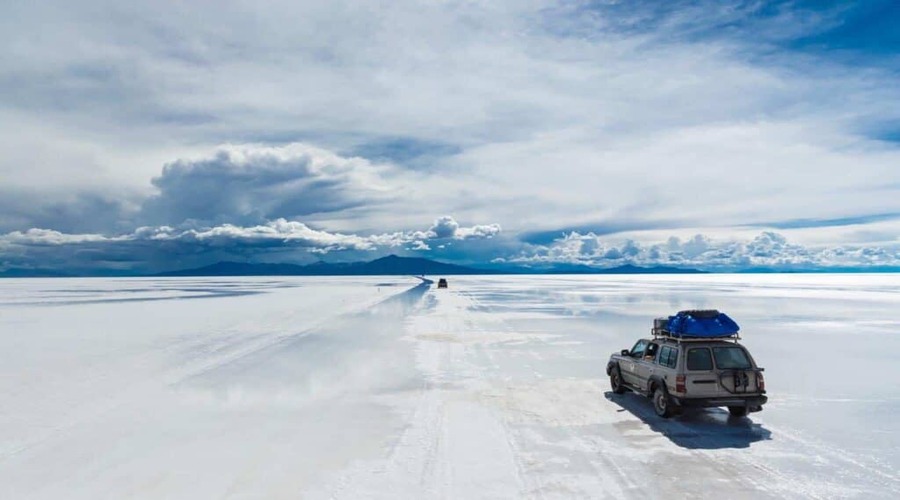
1 275 899 499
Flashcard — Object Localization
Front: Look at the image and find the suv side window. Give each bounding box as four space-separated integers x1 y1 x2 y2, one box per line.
643 342 659 362
686 348 713 371
630 339 648 358
658 345 678 368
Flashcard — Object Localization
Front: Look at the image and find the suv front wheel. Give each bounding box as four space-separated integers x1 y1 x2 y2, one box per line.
653 387 673 418
610 368 626 394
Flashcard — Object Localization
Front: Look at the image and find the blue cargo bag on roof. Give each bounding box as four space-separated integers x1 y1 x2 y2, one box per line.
666 310 740 337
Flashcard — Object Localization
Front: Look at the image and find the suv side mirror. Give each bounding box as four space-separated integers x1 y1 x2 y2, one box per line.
621 349 630 356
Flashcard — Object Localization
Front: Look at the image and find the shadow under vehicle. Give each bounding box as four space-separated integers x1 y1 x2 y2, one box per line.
604 391 771 449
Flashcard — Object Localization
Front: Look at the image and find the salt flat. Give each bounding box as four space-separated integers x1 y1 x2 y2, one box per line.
1 275 899 499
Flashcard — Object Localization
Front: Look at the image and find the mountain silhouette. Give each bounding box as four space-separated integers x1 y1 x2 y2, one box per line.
155 254 492 276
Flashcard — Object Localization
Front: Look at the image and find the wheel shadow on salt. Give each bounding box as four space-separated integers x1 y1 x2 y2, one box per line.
605 392 772 450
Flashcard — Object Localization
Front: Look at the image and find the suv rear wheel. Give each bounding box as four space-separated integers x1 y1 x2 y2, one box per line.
653 387 673 418
728 406 748 418
610 368 626 394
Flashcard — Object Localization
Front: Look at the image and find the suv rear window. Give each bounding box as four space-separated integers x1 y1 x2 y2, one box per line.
686 348 713 371
712 346 752 369
658 345 678 368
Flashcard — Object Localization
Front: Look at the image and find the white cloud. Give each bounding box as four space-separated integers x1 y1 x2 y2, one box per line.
3 228 118 246
0 216 503 271
507 230 900 270
429 216 460 239
427 216 501 240
3 217 500 252
408 241 431 251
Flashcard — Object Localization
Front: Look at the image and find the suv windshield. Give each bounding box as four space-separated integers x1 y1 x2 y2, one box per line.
712 346 752 369
630 339 648 358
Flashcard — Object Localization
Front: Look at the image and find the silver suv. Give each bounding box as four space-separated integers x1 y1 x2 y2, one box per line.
606 310 767 418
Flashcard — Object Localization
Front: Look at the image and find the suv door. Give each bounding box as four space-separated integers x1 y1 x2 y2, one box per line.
711 345 762 395
682 346 721 398
620 339 648 386
633 342 660 393
656 345 679 392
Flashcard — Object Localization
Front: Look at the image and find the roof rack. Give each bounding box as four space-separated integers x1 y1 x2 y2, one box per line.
650 310 742 343
651 327 741 343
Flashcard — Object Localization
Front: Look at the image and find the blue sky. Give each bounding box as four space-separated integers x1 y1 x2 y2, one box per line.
1 0 899 273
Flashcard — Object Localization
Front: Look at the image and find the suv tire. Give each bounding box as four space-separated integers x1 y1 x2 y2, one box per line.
728 406 748 418
610 367 626 394
653 387 673 418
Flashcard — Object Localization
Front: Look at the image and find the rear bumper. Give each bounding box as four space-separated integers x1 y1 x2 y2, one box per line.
671 395 768 410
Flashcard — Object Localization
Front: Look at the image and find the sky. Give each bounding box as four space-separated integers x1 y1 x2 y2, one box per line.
2 0 900 273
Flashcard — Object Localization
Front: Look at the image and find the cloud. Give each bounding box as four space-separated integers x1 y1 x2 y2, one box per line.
135 220 384 252
0 187 143 234
429 216 459 239
427 216 501 240
504 230 900 270
0 216 502 272
753 212 900 230
140 143 398 226
2 228 116 246
408 240 431 251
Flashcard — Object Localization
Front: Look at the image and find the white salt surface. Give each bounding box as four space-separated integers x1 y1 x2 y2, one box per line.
1 274 899 499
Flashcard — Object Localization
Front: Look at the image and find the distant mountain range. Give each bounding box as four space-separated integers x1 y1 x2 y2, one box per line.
155 255 491 277
0 255 706 277
153 256 712 277
5 254 898 278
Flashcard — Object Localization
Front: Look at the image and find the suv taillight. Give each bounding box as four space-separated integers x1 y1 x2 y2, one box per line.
675 375 686 394
757 372 765 392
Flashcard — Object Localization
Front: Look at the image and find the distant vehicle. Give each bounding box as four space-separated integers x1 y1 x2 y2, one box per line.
607 310 767 418
437 278 448 289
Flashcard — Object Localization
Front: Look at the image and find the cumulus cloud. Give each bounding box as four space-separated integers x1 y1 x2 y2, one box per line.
2 228 118 246
429 216 459 239
408 240 431 251
0 216 502 272
505 230 900 270
427 216 501 240
0 138 503 272
140 143 398 226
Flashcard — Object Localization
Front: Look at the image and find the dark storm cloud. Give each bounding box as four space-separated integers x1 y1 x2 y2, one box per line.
0 189 138 234
140 144 393 227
